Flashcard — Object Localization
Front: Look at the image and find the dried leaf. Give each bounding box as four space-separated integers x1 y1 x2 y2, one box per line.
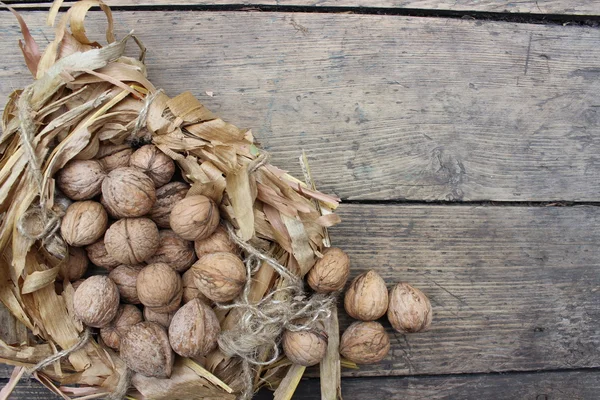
21 267 59 294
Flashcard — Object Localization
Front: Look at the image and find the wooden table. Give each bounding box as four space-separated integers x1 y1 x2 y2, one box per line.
2 0 600 398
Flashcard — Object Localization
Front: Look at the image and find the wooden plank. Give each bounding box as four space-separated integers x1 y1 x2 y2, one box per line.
2 12 600 201
6 0 600 16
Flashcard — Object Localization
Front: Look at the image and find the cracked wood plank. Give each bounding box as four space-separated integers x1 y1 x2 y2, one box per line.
2 12 600 201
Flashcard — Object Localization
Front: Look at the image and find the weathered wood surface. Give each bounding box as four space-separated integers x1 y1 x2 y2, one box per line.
3 12 600 201
7 0 600 16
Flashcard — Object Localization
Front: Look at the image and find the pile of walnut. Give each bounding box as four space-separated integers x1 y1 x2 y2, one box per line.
58 142 432 379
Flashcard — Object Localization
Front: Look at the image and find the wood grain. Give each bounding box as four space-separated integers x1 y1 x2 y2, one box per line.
2 12 600 201
7 0 600 16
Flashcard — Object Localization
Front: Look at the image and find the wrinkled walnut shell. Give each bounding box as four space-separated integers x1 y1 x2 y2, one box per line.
109 265 144 304
143 307 175 329
387 282 432 333
192 252 246 302
61 201 108 246
146 230 196 272
170 195 219 241
194 226 238 259
129 145 176 187
104 218 160 265
73 275 120 328
137 263 183 312
100 304 143 350
56 160 106 200
58 247 89 282
101 167 156 218
282 325 328 367
148 182 189 228
344 270 389 321
96 143 133 172
340 321 390 365
181 268 210 304
86 239 120 270
168 298 220 357
120 322 174 378
307 247 350 293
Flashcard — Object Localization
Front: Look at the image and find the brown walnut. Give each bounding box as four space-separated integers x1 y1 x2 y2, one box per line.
56 160 106 200
181 268 210 304
307 247 350 293
58 247 89 282
282 325 328 367
108 265 144 304
146 230 196 272
73 275 120 328
137 263 183 312
95 143 133 172
387 282 432 333
192 252 246 302
61 201 108 246
168 298 221 358
148 182 189 229
340 321 390 365
143 307 175 329
170 195 220 241
104 218 159 265
193 226 238 259
100 304 143 350
120 322 174 378
101 167 156 218
344 270 389 321
86 238 120 270
129 144 176 187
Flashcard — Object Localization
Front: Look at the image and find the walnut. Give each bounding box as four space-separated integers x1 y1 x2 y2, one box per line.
146 230 196 272
168 298 220 358
56 160 106 200
109 265 144 304
181 268 210 304
143 307 175 329
137 263 183 313
129 145 175 187
307 247 350 293
120 321 174 378
340 321 390 364
387 282 432 333
148 182 189 228
170 195 220 241
344 270 388 321
58 247 88 282
73 275 120 328
282 323 328 367
71 279 85 291
104 218 159 265
192 252 246 302
194 226 238 259
86 238 120 270
95 143 133 172
100 304 143 350
61 201 108 246
101 167 156 218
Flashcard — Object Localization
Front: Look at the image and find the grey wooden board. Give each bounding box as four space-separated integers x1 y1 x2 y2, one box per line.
7 0 600 16
3 12 600 201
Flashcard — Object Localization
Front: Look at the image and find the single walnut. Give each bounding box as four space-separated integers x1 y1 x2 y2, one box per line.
344 270 389 321
146 230 196 272
61 201 108 246
192 252 246 302
101 167 156 218
104 218 159 265
129 145 176 187
86 239 120 270
71 279 85 291
148 182 189 228
282 324 328 367
194 226 238 259
387 282 432 333
181 268 210 304
58 247 89 282
73 275 120 328
137 263 183 313
120 322 174 378
100 304 143 350
143 307 175 329
307 247 350 293
96 143 133 173
170 195 220 241
168 298 220 358
340 321 390 365
56 160 106 200
109 265 144 304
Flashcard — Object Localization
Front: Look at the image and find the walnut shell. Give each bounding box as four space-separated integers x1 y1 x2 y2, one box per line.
170 195 219 241
96 143 133 172
181 268 209 304
147 182 189 229
168 298 221 357
282 326 328 367
307 247 350 293
61 201 108 246
129 145 176 187
137 263 183 312
104 218 159 265
192 252 246 302
58 247 88 281
146 230 196 272
120 321 174 378
100 304 143 350
56 160 106 200
143 307 175 329
344 270 389 321
109 265 144 304
73 275 120 328
340 321 390 364
86 239 120 270
71 279 85 291
387 282 432 333
194 226 238 259
101 167 156 218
